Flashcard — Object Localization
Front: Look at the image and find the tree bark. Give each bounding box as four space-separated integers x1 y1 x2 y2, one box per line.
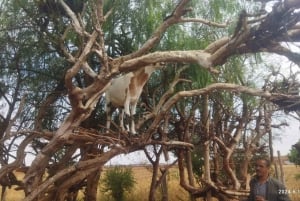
85 170 101 201
202 95 212 201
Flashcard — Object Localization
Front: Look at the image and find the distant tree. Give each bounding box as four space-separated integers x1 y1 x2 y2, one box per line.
288 140 300 166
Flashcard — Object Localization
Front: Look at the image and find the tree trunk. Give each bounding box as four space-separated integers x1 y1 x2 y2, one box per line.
274 162 279 180
223 153 240 190
1 186 7 201
265 104 274 164
277 151 285 185
85 170 101 201
146 145 163 201
186 150 196 201
202 95 212 201
269 131 274 163
240 152 251 189
160 169 169 201
24 114 83 195
149 160 160 201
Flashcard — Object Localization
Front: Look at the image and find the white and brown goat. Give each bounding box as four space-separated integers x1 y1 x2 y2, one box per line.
105 63 162 134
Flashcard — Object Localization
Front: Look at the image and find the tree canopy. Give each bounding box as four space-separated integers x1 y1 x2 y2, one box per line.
0 0 300 200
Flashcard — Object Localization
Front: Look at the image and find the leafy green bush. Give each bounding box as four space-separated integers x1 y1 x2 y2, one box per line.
288 141 300 166
102 167 136 201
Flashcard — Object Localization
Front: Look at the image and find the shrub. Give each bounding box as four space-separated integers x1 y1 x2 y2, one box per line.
102 167 136 201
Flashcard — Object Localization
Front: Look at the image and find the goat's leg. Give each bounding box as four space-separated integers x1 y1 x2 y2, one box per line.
119 109 126 132
121 96 132 133
106 104 112 133
129 103 137 134
130 116 136 134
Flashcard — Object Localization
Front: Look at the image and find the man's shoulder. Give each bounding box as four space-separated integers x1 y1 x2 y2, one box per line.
268 177 285 188
249 176 285 187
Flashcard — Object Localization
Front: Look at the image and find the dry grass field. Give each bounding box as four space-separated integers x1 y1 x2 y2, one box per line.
280 165 300 201
1 165 299 201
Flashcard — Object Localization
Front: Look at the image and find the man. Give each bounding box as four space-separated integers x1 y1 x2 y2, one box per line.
246 158 291 201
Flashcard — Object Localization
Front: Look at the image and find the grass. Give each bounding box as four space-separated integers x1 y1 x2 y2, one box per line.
1 165 300 201
0 171 25 201
95 166 190 201
281 165 300 201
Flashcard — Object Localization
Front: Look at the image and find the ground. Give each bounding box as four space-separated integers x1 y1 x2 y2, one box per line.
1 165 300 201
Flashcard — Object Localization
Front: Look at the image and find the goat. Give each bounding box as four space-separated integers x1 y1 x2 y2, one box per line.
105 63 162 134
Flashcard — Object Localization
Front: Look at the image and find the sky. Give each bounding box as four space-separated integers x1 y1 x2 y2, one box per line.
273 117 300 156
108 150 176 166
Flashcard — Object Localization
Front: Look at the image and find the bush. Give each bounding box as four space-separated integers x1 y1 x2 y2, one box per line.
102 167 136 201
288 143 300 166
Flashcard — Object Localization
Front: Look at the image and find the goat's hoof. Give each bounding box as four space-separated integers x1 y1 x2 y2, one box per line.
129 131 137 136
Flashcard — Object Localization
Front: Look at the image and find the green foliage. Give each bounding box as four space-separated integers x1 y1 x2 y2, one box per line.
188 64 212 89
102 167 136 201
288 142 300 166
192 151 204 178
289 141 300 181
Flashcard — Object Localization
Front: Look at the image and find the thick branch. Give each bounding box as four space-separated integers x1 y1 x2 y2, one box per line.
118 51 215 73
145 83 274 140
58 0 84 35
65 31 98 91
0 134 35 180
161 83 273 114
23 148 124 201
150 140 194 150
179 17 227 28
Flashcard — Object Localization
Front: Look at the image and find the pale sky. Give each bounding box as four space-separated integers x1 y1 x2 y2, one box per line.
273 117 300 156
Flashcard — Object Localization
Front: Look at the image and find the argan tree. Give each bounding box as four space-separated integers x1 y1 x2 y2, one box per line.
1 0 300 201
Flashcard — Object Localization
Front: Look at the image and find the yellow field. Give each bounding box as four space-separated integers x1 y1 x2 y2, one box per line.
281 165 300 201
1 165 300 201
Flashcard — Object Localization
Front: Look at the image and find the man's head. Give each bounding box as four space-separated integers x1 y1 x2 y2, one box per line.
255 158 271 179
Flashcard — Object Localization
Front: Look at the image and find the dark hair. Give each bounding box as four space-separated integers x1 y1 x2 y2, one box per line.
257 158 271 167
